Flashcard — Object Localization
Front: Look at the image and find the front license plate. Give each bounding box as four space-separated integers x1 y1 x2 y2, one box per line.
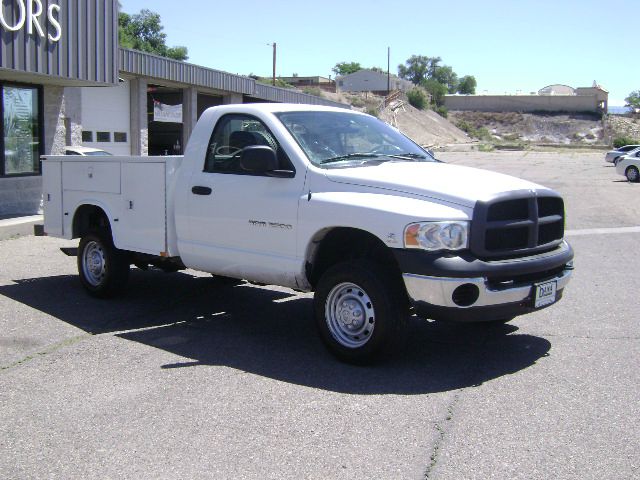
534 280 557 308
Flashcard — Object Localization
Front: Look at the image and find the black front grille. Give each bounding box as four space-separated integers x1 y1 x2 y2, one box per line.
471 192 565 259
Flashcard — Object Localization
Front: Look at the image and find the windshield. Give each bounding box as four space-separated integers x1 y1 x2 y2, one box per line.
275 111 435 167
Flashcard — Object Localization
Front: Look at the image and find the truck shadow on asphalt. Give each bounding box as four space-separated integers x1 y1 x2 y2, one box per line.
0 269 551 395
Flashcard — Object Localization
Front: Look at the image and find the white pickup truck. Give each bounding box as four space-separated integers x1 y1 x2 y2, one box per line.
41 103 573 363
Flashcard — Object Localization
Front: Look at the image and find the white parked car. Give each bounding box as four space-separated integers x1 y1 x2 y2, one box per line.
616 147 640 182
605 144 640 165
65 146 112 156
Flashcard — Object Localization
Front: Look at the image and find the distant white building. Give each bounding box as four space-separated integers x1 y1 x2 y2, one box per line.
538 84 575 95
336 70 414 94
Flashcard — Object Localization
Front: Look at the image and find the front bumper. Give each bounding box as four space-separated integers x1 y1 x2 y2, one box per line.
394 241 574 322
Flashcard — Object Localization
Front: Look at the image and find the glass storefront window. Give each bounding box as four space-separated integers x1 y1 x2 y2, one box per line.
2 85 41 176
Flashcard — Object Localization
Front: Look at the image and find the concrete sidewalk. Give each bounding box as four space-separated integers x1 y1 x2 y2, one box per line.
0 215 43 241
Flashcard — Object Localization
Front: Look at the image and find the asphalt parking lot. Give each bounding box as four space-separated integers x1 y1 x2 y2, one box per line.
1 150 638 479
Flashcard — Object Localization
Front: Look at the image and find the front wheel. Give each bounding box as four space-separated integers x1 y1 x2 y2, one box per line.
626 166 639 182
78 232 130 298
314 260 407 364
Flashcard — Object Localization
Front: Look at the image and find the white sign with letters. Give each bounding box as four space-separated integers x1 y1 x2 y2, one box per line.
0 0 62 42
153 101 183 124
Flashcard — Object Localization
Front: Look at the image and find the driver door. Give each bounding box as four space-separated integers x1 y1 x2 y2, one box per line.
183 113 305 286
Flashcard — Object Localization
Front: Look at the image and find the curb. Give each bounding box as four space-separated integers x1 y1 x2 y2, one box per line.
0 215 43 241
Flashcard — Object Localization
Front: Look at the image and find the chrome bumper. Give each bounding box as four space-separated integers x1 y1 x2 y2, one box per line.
402 267 573 309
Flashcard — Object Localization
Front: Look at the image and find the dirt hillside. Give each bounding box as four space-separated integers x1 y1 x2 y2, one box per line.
448 111 605 145
320 91 471 147
378 100 470 147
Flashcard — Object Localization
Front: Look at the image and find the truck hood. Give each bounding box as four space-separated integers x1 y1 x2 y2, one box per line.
324 161 548 207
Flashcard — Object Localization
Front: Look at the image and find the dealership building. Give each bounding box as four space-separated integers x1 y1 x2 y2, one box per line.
0 0 346 217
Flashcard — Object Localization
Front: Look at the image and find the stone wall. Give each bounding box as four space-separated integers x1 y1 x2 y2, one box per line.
0 176 43 216
444 94 603 113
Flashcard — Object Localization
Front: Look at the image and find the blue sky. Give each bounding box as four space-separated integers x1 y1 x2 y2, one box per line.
120 0 637 105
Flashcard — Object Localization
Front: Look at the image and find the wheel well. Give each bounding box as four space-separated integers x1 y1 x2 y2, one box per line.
72 205 111 239
306 227 404 290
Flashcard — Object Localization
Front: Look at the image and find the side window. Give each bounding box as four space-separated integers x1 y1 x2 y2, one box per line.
204 114 292 175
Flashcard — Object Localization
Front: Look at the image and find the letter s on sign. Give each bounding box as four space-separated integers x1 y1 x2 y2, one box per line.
47 4 61 42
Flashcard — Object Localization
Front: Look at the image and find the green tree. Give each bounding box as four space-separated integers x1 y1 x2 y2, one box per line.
432 65 459 94
118 9 188 61
398 55 441 85
457 75 477 94
422 79 448 107
332 62 362 76
625 90 640 109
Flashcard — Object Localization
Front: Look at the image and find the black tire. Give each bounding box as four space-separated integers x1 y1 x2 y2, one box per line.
613 156 621 166
77 232 130 298
314 260 407 364
626 166 640 183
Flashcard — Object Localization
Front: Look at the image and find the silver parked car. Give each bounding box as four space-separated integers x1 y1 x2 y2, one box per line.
615 147 640 182
65 146 113 156
605 144 640 165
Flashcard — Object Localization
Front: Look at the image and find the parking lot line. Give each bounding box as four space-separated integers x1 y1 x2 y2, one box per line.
565 226 640 236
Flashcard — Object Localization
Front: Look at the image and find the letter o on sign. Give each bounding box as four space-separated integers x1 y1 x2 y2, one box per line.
0 0 26 32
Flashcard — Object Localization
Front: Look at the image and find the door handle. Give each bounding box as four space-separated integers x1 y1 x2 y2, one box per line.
192 186 212 195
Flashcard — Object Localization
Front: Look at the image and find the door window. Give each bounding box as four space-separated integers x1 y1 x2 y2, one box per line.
204 114 291 174
2 84 41 176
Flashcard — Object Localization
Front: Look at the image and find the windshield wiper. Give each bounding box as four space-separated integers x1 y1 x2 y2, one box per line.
320 153 384 164
384 153 427 160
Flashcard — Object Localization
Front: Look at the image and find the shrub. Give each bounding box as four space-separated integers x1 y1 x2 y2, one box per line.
456 120 473 134
407 88 428 110
613 136 640 148
366 107 379 118
303 87 323 97
348 97 366 108
436 106 448 118
456 120 491 140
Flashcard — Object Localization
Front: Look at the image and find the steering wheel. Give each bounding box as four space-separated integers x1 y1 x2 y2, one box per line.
216 145 243 157
368 144 403 155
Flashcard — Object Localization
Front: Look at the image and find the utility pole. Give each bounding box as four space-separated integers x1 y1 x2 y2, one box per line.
272 42 277 86
387 47 390 95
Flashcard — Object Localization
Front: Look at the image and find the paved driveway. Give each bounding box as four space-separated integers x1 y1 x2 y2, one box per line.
1 151 638 479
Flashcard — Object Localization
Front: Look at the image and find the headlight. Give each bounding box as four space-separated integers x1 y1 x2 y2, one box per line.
404 221 469 251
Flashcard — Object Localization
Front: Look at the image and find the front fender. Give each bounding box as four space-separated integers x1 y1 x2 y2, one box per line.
297 191 471 258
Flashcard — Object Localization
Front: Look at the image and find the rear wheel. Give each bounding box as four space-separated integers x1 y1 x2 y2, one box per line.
78 232 130 298
626 166 639 182
314 260 407 364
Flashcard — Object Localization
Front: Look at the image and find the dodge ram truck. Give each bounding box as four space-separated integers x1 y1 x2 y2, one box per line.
40 103 574 363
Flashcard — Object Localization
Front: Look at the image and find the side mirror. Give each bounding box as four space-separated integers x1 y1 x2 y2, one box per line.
240 146 278 172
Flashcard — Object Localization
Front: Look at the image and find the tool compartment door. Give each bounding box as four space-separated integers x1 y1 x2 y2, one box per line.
117 162 167 254
42 161 63 236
